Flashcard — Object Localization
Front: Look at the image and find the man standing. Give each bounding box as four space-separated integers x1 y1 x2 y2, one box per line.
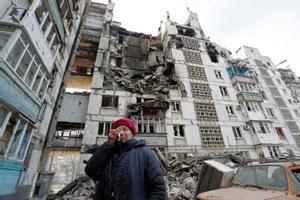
85 118 166 200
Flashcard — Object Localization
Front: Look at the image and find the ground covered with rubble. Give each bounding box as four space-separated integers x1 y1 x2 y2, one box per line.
47 152 245 200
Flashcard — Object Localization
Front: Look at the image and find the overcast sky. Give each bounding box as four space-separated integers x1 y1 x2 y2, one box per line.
93 0 300 77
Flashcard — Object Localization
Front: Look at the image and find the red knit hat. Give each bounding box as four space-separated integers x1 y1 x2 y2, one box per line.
112 118 136 136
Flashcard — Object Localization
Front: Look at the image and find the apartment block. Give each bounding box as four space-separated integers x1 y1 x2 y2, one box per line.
46 1 300 191
0 0 87 198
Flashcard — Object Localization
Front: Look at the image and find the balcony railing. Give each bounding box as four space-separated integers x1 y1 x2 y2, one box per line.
237 91 264 102
231 75 256 85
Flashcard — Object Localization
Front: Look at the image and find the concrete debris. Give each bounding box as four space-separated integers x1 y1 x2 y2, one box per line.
47 176 95 200
127 95 170 114
48 152 247 200
228 58 250 68
163 152 248 200
81 144 99 154
165 156 202 199
104 26 186 96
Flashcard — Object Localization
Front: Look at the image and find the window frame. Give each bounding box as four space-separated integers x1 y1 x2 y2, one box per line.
0 106 12 138
5 120 33 162
225 105 235 115
171 101 181 112
219 86 229 96
101 95 119 108
98 122 113 136
173 125 185 137
0 27 14 56
232 126 242 138
4 32 49 102
214 70 223 79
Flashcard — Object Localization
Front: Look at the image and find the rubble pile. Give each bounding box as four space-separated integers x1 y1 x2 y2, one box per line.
47 176 95 200
48 151 246 199
165 155 201 200
103 25 187 96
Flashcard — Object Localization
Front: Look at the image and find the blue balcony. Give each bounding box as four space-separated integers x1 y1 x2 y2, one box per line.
227 66 256 84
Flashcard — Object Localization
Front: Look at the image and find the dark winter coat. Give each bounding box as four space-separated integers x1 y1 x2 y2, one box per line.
85 139 165 200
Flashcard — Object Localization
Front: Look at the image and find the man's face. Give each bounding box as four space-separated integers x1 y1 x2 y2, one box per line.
116 125 133 142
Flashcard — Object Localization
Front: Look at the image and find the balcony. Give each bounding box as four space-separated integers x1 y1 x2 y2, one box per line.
51 137 83 149
243 111 267 122
136 132 168 146
252 133 281 145
231 75 256 85
237 91 264 102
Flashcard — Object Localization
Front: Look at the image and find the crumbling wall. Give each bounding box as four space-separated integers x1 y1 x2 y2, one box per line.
102 25 186 97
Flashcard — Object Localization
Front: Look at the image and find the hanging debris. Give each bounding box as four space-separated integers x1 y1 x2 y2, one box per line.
102 26 186 96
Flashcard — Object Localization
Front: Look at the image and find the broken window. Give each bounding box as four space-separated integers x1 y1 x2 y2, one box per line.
138 122 154 133
219 86 228 96
214 70 222 79
118 36 123 44
171 101 181 112
98 122 112 136
116 57 122 67
132 116 164 134
176 26 195 37
136 97 142 103
174 125 185 137
102 96 119 108
232 127 242 138
206 43 219 63
225 105 234 115
208 52 218 63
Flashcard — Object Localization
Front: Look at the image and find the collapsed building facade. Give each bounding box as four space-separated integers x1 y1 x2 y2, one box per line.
0 0 88 199
45 1 300 192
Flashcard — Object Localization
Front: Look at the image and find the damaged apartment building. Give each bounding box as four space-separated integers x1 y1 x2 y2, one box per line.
45 1 300 191
0 0 88 199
